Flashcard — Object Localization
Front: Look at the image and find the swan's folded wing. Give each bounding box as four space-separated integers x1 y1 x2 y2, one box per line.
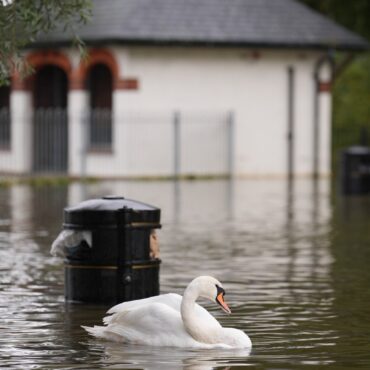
104 302 201 347
107 293 181 313
105 293 219 327
105 293 182 322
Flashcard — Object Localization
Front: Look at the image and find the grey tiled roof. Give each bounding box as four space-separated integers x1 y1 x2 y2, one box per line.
35 0 369 50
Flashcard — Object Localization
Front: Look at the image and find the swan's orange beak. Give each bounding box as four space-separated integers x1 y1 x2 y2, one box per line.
216 292 231 314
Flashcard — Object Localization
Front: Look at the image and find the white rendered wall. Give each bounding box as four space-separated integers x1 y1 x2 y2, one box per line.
3 91 33 173
317 61 333 177
1 47 332 178
98 46 331 178
68 90 89 177
319 92 332 176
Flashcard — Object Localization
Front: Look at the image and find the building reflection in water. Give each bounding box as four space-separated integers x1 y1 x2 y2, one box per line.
5 179 334 291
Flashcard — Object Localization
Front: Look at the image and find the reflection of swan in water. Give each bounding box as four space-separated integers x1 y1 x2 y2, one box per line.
91 339 251 370
83 276 252 349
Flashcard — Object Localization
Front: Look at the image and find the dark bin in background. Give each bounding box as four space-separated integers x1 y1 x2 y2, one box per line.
341 146 370 195
63 196 161 304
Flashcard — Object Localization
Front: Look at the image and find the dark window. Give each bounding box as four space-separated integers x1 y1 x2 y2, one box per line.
33 65 67 109
32 65 69 173
86 64 113 151
0 85 10 149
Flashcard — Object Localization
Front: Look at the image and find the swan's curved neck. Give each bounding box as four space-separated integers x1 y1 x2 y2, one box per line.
180 283 219 344
181 284 197 319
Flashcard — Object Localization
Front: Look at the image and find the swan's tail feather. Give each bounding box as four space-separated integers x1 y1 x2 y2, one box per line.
103 315 113 325
82 325 106 339
82 325 126 343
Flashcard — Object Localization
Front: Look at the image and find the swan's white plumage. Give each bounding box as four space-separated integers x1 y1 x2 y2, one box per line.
83 276 252 349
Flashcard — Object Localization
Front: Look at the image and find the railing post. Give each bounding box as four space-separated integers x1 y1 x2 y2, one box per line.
80 110 88 179
173 111 181 179
287 66 295 182
227 110 235 178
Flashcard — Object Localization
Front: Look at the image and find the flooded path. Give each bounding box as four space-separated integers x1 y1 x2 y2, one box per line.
0 179 369 369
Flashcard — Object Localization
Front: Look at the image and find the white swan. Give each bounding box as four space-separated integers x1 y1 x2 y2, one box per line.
83 276 252 349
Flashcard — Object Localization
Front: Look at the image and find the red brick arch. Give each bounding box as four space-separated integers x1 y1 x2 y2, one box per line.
12 48 138 91
73 48 138 90
27 50 72 76
12 50 72 90
72 49 118 89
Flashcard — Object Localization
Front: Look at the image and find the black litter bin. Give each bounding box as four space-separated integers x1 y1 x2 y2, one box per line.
63 196 161 304
341 146 370 195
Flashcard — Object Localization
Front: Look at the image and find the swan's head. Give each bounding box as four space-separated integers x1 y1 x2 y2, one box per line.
190 276 231 314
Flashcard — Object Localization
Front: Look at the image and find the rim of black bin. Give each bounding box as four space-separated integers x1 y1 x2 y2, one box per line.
64 258 162 268
63 196 161 229
342 145 370 155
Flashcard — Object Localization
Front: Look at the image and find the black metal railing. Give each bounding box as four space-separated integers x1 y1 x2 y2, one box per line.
0 108 10 150
33 108 68 173
89 108 112 151
0 108 234 178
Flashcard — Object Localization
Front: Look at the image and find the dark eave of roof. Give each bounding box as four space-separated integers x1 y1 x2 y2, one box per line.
30 38 370 52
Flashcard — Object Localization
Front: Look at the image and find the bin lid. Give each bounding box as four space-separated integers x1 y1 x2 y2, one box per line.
63 196 161 229
343 145 370 155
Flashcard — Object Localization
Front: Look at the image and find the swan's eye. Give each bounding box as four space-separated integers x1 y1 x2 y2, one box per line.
215 284 225 297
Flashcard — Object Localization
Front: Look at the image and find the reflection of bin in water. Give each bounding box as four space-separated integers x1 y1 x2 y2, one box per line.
341 146 370 195
53 196 161 304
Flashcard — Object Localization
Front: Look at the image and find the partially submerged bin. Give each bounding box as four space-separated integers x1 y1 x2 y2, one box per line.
62 196 161 304
341 146 370 195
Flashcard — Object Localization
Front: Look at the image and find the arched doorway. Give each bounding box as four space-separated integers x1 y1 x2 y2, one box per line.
33 65 68 172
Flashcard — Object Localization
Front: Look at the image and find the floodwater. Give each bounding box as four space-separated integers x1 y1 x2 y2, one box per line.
0 179 369 369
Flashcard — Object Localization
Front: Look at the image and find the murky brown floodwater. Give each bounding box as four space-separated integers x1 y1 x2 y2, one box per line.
0 179 369 369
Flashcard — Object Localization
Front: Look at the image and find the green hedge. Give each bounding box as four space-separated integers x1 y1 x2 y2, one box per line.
332 53 370 171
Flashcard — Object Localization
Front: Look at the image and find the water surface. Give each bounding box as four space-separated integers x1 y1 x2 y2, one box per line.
0 179 369 369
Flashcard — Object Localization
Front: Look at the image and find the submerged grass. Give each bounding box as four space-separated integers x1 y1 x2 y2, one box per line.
0 174 233 187
0 176 99 188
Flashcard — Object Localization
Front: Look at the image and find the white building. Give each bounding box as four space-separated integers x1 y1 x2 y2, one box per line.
0 0 368 178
